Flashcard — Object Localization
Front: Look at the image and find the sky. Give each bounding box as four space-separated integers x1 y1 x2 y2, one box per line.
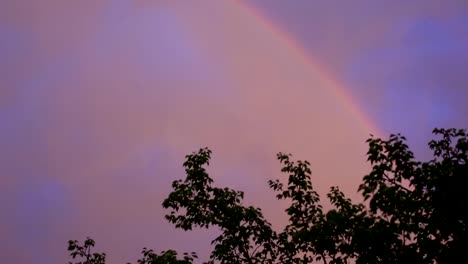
1 0 467 263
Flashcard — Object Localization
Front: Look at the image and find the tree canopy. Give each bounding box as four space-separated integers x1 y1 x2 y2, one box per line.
67 128 467 263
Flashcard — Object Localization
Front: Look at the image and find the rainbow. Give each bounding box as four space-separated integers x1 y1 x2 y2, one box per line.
232 0 382 137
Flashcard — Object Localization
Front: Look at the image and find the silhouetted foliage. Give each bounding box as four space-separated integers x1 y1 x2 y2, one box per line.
68 128 467 263
67 239 196 264
67 238 106 264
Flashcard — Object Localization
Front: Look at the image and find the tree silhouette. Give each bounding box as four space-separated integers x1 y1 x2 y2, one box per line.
67 238 106 264
67 128 467 263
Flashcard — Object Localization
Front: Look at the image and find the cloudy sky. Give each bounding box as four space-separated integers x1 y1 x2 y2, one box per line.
1 0 467 263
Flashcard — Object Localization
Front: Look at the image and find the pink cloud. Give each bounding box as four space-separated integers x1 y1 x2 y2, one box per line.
1 1 378 262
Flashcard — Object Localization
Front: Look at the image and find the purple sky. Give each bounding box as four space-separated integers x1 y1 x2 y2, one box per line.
1 1 467 263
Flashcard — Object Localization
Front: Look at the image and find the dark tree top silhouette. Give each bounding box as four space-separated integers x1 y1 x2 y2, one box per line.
68 128 467 264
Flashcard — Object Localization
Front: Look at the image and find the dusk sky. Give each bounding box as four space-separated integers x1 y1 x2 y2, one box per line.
1 1 467 263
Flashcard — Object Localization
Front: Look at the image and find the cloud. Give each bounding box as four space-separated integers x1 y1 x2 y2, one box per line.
343 15 468 156
1 1 379 262
248 0 468 157
0 177 74 264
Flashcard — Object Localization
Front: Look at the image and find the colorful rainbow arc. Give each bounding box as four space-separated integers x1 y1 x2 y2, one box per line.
235 0 382 138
